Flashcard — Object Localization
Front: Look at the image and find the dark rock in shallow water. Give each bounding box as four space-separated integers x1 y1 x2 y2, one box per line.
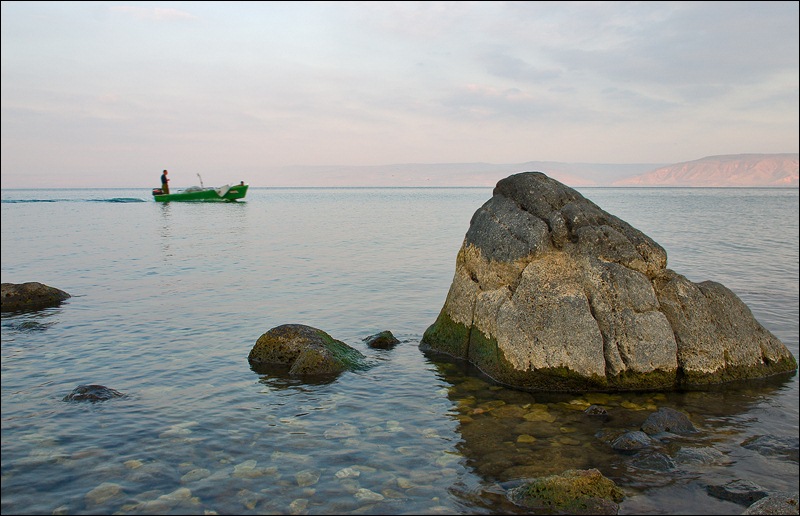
672 446 730 466
641 407 697 435
706 479 768 507
584 404 609 417
363 330 400 349
63 384 124 402
630 451 677 473
611 430 653 452
2 282 71 313
420 172 798 392
249 324 367 377
7 320 55 333
741 435 800 464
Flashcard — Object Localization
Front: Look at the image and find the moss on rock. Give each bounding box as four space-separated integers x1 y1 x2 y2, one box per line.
363 330 400 349
507 468 624 514
422 312 612 392
680 356 798 386
249 324 367 377
607 367 679 391
421 311 471 358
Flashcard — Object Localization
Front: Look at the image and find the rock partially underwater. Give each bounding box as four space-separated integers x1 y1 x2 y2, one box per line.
421 172 797 392
1 282 71 313
63 384 124 402
249 324 368 377
506 468 625 514
363 330 400 349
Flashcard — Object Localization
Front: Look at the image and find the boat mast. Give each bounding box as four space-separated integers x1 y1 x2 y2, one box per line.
197 173 204 188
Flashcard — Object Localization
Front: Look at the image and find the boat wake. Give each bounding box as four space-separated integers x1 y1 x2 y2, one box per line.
2 198 148 203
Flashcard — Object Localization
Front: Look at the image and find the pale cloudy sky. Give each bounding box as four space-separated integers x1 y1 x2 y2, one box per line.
1 1 798 188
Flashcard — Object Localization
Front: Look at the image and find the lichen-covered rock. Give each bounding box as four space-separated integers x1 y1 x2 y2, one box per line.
506 468 624 514
743 491 799 515
1 282 71 312
249 324 367 376
421 172 797 391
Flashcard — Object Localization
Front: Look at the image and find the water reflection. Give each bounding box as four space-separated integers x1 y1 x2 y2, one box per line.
253 367 340 388
1 307 63 336
158 202 173 261
425 352 798 512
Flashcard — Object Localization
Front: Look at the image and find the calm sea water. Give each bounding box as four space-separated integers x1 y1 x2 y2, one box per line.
1 186 798 515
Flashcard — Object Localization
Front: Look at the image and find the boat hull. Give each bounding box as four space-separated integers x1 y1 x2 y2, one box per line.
153 184 248 202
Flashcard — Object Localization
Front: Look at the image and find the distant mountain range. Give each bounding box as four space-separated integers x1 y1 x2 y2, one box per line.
612 153 799 187
271 153 798 187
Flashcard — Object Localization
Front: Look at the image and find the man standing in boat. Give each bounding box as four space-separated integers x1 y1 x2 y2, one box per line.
160 169 170 194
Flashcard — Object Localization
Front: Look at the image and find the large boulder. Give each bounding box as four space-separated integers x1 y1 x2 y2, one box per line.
1 282 71 312
249 324 367 377
420 172 797 392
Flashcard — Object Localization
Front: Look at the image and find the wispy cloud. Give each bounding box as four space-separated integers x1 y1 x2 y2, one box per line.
1 1 797 187
109 6 197 22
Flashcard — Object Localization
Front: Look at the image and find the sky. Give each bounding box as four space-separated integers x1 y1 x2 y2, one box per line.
1 1 798 188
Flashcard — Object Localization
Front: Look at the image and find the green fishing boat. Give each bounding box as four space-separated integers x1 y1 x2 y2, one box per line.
152 180 248 202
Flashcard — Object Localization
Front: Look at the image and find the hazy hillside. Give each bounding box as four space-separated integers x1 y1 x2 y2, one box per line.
267 154 798 187
270 161 664 187
612 153 799 187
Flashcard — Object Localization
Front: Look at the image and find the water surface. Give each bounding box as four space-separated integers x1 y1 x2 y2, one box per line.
2 186 797 515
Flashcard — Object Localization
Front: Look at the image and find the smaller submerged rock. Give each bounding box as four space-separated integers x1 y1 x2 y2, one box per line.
584 404 609 418
363 330 400 349
741 435 799 464
611 431 653 452
506 468 624 514
2 282 71 312
249 324 367 377
641 407 697 435
63 384 124 402
706 479 768 507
